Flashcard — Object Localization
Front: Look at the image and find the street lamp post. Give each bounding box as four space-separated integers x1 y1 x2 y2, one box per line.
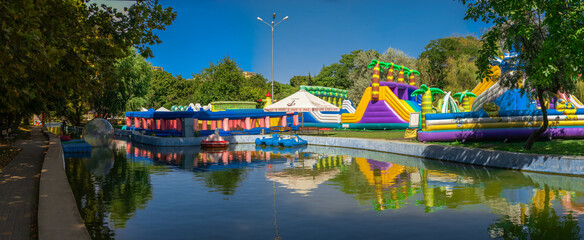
257 13 288 102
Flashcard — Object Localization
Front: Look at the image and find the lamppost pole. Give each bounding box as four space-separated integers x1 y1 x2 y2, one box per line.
257 13 288 102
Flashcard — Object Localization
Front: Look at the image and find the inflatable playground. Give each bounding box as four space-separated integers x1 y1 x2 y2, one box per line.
417 53 584 142
125 53 584 142
300 60 423 129
299 55 584 142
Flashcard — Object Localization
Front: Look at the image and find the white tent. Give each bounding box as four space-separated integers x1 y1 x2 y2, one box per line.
155 107 170 112
263 90 339 112
264 90 339 129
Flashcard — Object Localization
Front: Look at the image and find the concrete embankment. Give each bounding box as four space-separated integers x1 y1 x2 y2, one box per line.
38 131 90 240
118 129 584 176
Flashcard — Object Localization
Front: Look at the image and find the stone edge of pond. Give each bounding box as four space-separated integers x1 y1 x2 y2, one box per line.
116 129 584 176
38 131 91 240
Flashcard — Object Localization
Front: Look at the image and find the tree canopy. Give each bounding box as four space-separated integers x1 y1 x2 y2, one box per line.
418 35 482 91
312 50 363 90
0 0 176 126
92 50 154 118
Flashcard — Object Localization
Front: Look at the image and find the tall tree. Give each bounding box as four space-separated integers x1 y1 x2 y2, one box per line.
462 0 584 149
0 0 176 126
289 74 313 88
347 50 381 106
273 82 298 101
196 56 245 104
239 74 270 104
418 35 482 89
145 70 178 108
442 54 479 93
92 50 153 118
312 50 362 89
378 48 417 85
345 48 417 106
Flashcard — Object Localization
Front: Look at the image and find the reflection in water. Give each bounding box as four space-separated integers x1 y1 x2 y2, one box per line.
84 148 115 177
66 147 155 240
66 140 584 239
267 155 350 196
489 187 581 239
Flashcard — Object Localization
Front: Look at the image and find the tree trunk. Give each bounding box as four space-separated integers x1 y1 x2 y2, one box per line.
73 102 83 126
524 88 549 150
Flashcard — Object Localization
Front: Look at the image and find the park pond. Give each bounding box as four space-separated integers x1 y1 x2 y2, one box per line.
64 139 584 239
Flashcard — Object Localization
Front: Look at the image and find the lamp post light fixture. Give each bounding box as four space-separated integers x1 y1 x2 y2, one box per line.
257 13 289 102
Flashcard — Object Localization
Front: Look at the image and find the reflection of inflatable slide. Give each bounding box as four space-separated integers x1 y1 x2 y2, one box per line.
355 158 406 187
355 158 417 211
341 82 421 129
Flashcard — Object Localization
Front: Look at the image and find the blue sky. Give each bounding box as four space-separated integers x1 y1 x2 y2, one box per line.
144 0 491 83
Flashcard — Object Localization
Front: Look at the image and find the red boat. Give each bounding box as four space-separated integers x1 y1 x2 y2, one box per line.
200 140 229 148
201 130 229 148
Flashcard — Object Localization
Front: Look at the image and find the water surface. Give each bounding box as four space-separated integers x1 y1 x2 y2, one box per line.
65 140 584 239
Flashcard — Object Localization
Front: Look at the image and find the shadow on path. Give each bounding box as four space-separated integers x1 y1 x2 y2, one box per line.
0 127 48 239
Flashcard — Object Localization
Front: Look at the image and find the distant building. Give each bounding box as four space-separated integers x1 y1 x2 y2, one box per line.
243 71 257 78
153 66 164 71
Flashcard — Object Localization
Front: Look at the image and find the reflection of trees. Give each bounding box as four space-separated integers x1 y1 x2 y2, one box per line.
194 168 248 196
488 186 581 240
66 150 154 240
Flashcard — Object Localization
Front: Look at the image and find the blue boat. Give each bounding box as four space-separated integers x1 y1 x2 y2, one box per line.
255 134 308 147
278 135 307 147
255 134 281 146
62 139 92 153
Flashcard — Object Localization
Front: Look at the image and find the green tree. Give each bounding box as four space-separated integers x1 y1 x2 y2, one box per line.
462 0 584 149
239 74 270 104
575 78 584 104
378 48 418 85
273 81 298 101
442 54 479 93
195 169 248 196
418 35 482 89
126 97 148 112
347 50 381 106
346 48 417 107
92 50 153 118
146 70 179 108
196 56 245 104
289 74 314 87
0 0 176 126
312 50 362 89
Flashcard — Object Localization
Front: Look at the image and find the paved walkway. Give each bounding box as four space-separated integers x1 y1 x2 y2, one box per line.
0 127 48 240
